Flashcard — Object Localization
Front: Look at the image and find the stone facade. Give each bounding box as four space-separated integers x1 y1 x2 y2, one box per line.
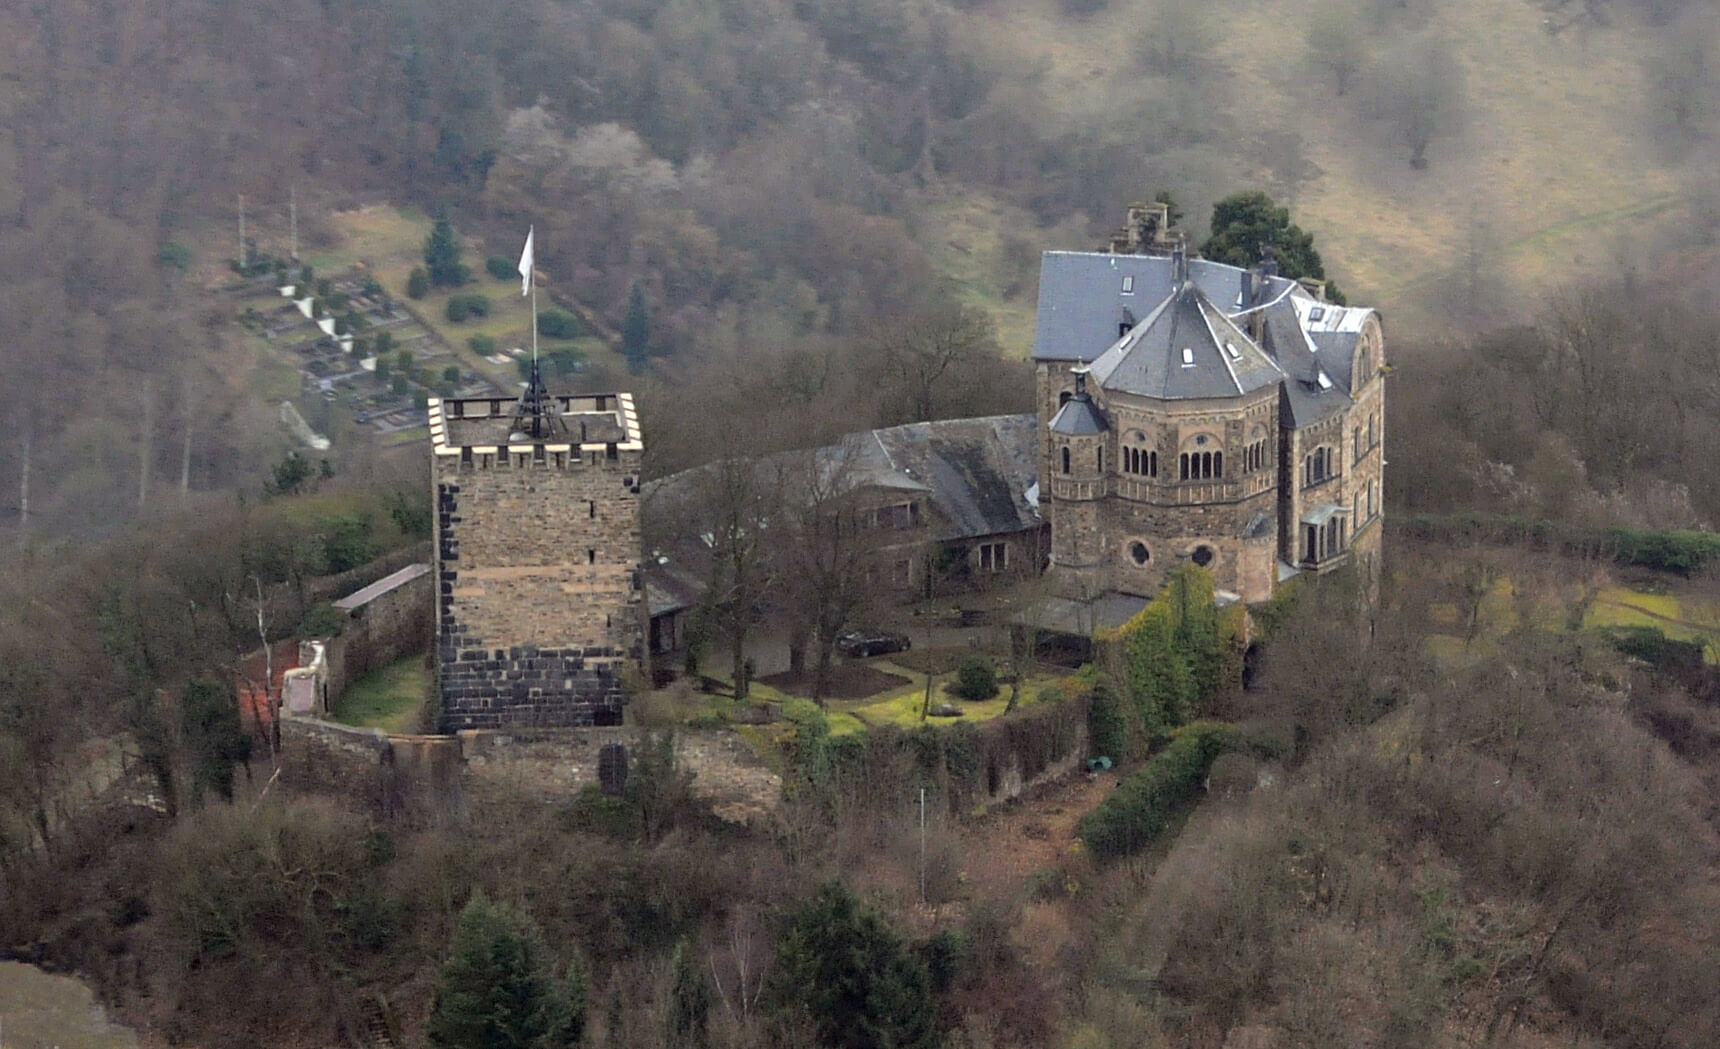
428 393 646 731
1032 226 1386 609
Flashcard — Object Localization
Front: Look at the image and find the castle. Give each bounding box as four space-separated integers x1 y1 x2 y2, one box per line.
427 385 646 730
426 204 1384 724
1034 203 1385 615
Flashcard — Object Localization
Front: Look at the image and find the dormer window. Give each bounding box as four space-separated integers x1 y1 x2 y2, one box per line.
1181 348 1195 367
1224 342 1241 360
1121 275 1135 294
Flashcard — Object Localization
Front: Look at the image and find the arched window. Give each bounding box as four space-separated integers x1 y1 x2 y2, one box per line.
1353 427 1361 463
1059 390 1072 406
1368 412 1377 447
1179 452 1190 481
1097 447 1105 473
1061 446 1071 475
1214 451 1223 478
1149 450 1158 477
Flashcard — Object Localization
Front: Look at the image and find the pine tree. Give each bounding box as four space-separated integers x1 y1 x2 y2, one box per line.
767 883 937 1049
622 282 651 374
424 218 468 288
1200 191 1343 303
428 893 585 1049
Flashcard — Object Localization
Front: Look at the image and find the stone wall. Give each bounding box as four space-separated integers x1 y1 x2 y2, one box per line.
278 717 465 824
323 563 433 706
279 719 781 827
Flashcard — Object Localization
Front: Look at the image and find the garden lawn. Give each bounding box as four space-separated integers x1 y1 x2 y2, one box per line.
332 656 431 732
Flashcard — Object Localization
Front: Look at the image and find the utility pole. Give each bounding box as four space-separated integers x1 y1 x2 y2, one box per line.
289 186 298 261
238 194 247 269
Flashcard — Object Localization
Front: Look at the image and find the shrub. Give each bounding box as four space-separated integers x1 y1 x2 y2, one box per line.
537 308 583 339
299 601 344 639
950 655 999 701
484 254 515 281
406 267 429 299
1078 721 1237 860
442 365 461 383
1087 681 1126 759
467 334 496 356
547 347 585 376
445 293 490 322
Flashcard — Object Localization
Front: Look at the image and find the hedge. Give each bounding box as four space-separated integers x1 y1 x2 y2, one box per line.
1077 721 1238 861
1399 514 1720 577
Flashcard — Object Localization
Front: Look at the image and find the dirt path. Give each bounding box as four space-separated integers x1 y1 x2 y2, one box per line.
957 772 1118 901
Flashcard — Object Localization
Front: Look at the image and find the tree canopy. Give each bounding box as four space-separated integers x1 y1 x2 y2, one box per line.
767 882 936 1049
428 893 586 1049
1200 191 1329 286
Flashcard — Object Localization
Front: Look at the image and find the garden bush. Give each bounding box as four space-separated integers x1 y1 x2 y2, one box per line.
484 254 515 281
537 308 583 339
950 655 999 701
444 293 491 322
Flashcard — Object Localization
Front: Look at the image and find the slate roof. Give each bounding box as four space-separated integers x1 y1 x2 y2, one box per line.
858 414 1042 542
1087 282 1284 401
644 559 705 618
1049 389 1108 434
1032 248 1380 428
1032 252 1300 363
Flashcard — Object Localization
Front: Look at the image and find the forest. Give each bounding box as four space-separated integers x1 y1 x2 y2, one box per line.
5 0 1720 1045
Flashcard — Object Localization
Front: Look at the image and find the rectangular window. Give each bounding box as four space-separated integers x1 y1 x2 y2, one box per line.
979 542 1008 572
1121 275 1135 294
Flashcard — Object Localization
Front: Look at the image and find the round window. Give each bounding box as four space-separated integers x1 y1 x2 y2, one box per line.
1129 540 1150 565
1191 545 1215 567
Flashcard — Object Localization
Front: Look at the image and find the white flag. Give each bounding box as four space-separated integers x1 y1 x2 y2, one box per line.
518 226 534 296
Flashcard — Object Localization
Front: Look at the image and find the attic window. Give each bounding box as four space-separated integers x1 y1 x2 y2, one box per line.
1121 275 1135 294
1309 306 1326 322
1224 341 1241 360
1316 370 1333 390
1181 348 1195 367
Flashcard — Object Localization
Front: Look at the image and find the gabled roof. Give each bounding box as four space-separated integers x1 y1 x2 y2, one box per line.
1087 282 1284 401
860 414 1042 541
1254 294 1355 428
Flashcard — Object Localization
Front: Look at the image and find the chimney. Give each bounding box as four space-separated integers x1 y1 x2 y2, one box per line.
1236 269 1251 309
1073 367 1090 399
1172 240 1188 284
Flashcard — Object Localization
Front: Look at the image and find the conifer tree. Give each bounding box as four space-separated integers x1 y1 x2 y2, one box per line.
424 218 469 288
428 893 586 1049
767 883 936 1049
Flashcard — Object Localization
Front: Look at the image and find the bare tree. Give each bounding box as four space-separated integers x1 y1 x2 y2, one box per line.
1365 35 1464 168
1305 2 1369 97
873 305 998 424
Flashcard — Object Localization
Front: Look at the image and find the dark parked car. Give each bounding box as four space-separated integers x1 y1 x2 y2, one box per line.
836 630 912 658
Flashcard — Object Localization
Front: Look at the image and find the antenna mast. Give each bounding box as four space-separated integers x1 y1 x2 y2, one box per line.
289 186 298 261
237 194 247 270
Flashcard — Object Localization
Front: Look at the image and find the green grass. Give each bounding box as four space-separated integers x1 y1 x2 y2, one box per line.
333 656 431 732
1586 586 1720 663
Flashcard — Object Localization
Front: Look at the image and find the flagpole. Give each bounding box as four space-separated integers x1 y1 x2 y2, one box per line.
527 225 538 369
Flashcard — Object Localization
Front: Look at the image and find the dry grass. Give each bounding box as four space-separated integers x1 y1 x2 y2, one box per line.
952 0 1691 332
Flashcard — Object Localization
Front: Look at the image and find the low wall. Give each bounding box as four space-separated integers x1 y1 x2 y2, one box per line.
279 719 781 827
279 717 464 824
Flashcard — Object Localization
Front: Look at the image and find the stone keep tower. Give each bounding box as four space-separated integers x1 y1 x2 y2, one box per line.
427 391 646 730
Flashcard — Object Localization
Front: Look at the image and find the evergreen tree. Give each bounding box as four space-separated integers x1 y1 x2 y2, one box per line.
622 282 651 374
668 938 712 1049
180 679 250 803
406 268 430 300
767 883 937 1049
428 893 586 1049
424 218 469 288
1201 191 1345 303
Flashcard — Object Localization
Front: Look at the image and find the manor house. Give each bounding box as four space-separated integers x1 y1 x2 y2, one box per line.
1034 203 1385 622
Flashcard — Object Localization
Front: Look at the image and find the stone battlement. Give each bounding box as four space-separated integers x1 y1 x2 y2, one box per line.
428 393 643 470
